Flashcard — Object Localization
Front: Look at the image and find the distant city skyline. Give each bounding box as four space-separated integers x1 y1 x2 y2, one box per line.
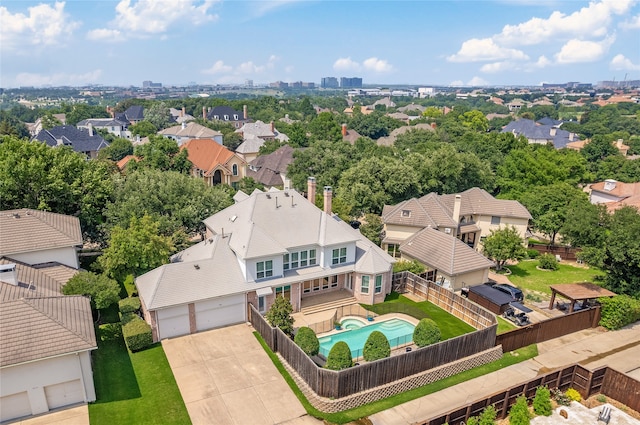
1 0 639 88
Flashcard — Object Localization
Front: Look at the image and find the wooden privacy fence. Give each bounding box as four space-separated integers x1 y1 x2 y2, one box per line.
528 243 581 261
420 364 640 425
495 306 601 352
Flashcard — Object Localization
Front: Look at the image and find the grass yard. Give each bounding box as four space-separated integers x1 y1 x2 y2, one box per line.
507 260 604 297
362 292 475 339
89 324 190 425
255 332 537 424
497 316 518 334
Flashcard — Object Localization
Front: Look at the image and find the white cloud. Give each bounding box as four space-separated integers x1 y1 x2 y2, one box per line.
467 76 489 86
0 2 79 50
15 70 102 87
237 61 266 74
554 36 615 64
447 38 529 62
450 80 465 87
202 60 233 74
534 55 552 68
86 28 124 42
480 61 516 73
610 54 640 71
362 57 394 73
333 57 361 71
201 55 279 78
620 14 640 29
89 0 218 41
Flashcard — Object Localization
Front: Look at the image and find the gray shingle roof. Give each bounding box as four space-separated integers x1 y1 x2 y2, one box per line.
0 257 76 303
247 145 295 187
159 122 222 139
0 209 83 257
33 125 109 154
501 118 580 149
0 296 96 367
400 228 494 275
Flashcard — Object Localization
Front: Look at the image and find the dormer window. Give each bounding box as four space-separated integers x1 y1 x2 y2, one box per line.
224 115 229 120
401 210 411 218
256 260 273 279
233 114 239 120
214 115 219 120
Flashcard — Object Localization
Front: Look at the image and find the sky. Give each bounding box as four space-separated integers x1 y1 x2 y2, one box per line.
1 0 639 88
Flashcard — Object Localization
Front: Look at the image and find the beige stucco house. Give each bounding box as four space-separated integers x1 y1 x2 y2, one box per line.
136 180 395 341
181 138 247 189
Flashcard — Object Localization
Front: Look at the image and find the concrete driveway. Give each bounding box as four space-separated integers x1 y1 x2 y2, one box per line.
162 323 318 425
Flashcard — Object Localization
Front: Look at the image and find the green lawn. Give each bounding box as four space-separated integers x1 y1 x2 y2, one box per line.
89 324 191 425
362 292 476 339
255 332 537 424
497 316 518 334
507 260 604 297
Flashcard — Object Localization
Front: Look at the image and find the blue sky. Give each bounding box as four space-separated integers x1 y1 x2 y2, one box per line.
1 0 639 88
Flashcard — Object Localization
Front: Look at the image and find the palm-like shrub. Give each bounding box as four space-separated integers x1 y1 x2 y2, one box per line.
325 341 353 370
508 395 531 425
533 386 552 416
363 330 390 361
294 326 319 356
413 318 441 347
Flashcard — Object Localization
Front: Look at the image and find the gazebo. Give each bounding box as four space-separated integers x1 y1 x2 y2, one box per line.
548 283 616 313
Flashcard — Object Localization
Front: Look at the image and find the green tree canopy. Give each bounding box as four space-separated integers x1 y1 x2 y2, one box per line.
265 295 294 336
129 121 158 137
131 135 192 173
413 318 441 347
482 226 527 271
601 206 640 298
143 102 173 130
325 341 353 370
363 330 391 361
294 327 319 356
62 271 120 310
98 137 133 162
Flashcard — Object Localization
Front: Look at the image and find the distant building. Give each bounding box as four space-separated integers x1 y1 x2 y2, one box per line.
321 77 339 89
245 79 253 88
340 77 363 89
270 81 289 89
142 80 162 88
418 87 435 98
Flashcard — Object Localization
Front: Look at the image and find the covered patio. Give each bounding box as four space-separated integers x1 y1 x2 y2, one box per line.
548 283 616 313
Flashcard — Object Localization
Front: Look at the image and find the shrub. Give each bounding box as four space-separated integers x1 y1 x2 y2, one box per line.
118 297 141 314
393 259 426 274
120 313 153 352
565 388 582 402
325 341 353 370
413 318 441 347
533 386 552 416
466 416 478 425
538 253 559 270
552 388 571 406
508 395 531 425
294 327 319 356
526 249 540 259
363 330 390 361
266 295 294 336
123 274 137 297
478 405 497 425
598 295 640 330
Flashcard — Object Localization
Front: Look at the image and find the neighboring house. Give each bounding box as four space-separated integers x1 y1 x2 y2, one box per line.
371 97 396 108
381 188 531 257
376 123 435 147
77 118 131 139
169 107 195 124
0 209 97 422
115 105 145 125
205 105 251 129
236 134 266 164
397 104 425 114
341 124 363 144
116 154 139 170
247 145 295 189
589 179 640 212
567 138 629 156
343 105 374 116
33 125 110 159
29 114 67 136
501 118 579 149
159 122 223 146
180 138 247 188
235 120 290 162
399 228 494 290
136 183 395 341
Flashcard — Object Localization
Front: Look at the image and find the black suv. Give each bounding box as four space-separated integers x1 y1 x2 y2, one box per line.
492 283 524 302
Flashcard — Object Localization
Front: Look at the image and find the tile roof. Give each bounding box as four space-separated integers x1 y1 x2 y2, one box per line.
0 209 83 257
400 228 494 275
236 135 265 154
237 120 276 139
180 138 236 175
376 123 434 146
159 122 222 139
33 125 110 154
0 296 96 367
590 180 640 198
247 145 295 187
0 257 76 302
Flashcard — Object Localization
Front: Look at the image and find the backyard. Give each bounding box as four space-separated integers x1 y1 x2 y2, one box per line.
88 324 191 425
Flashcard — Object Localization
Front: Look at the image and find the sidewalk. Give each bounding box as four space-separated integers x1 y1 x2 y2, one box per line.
369 322 640 425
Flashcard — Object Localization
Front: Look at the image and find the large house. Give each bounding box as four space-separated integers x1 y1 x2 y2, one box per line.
501 118 579 149
589 179 640 212
33 125 110 159
204 105 251 129
136 181 395 341
77 118 131 139
0 209 96 422
159 122 223 146
247 145 295 189
180 138 247 188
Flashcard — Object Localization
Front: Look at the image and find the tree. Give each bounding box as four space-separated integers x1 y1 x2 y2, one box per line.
459 110 489 132
132 135 192 173
62 271 120 311
561 199 608 248
359 214 383 246
508 395 531 425
363 330 390 361
299 97 316 119
308 112 342 142
601 206 640 298
482 226 527 271
143 102 173 130
533 386 552 416
413 318 441 347
98 137 133 161
99 214 174 282
258 139 282 156
40 113 62 129
237 176 265 194
129 121 157 137
265 295 295 336
478 405 497 425
393 259 426 274
422 107 443 119
294 327 319 356
325 341 353 370
581 135 620 164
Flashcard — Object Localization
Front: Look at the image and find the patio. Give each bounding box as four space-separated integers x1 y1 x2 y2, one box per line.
531 402 640 425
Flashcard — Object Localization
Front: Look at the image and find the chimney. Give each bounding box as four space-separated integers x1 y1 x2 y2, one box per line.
88 122 94 136
202 106 207 120
243 105 248 120
271 121 274 133
550 127 557 137
181 122 186 130
307 177 316 204
452 194 462 224
569 132 574 141
323 186 332 214
0 263 18 286
617 139 623 148
181 107 185 117
341 123 347 137
431 122 437 129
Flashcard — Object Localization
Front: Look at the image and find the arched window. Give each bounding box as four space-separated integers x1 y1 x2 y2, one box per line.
232 164 238 176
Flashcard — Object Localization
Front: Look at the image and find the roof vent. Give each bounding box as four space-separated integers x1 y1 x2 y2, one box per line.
11 213 20 219
284 192 289 197
603 179 617 191
230 215 237 222
0 263 18 286
266 194 271 199
194 264 200 270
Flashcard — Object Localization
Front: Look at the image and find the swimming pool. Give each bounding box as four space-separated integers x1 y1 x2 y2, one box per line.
318 318 415 359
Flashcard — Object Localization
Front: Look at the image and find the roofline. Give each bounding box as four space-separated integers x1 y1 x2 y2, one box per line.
0 347 97 369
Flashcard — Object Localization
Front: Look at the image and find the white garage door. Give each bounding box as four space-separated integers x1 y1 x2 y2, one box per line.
157 305 190 340
195 294 245 331
44 379 84 410
0 392 31 422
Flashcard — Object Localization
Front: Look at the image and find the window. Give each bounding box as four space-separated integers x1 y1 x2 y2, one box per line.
258 296 266 313
283 249 316 270
291 252 299 269
300 251 308 267
214 115 219 120
231 182 239 190
309 249 317 265
232 164 238 176
283 253 289 270
491 216 501 225
332 247 347 265
274 285 290 300
361 276 370 294
224 114 229 120
256 260 273 279
331 275 338 288
387 243 400 258
401 209 411 217
233 114 239 120
375 275 383 293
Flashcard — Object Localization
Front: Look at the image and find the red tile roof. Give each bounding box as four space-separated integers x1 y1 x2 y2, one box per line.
180 139 235 174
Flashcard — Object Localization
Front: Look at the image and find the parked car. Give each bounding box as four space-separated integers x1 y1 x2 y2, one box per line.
492 283 524 302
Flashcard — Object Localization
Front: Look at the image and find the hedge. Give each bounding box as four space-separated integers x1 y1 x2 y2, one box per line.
325 341 353 370
598 295 640 330
294 327 319 356
118 297 141 314
413 318 441 348
363 330 390 361
120 312 153 352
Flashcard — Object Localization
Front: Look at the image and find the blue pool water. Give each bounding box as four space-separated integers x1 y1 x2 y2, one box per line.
319 318 415 359
340 318 366 330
